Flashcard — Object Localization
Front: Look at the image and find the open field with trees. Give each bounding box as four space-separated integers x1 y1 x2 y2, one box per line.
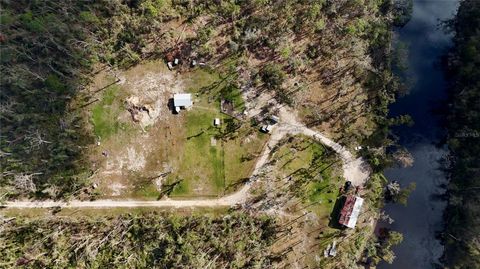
242 136 398 268
83 63 268 199
1 0 399 201
0 0 403 268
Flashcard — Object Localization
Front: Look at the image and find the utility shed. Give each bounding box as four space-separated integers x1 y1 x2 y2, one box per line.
339 195 364 229
270 115 280 124
173 93 192 113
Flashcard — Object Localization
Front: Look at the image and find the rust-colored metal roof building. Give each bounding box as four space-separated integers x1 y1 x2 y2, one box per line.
339 195 364 228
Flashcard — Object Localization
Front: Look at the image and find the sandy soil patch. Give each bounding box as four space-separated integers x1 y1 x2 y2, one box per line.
88 61 186 198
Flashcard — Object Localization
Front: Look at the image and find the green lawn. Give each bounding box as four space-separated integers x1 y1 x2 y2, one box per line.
169 107 226 197
89 67 265 199
224 127 268 190
167 69 263 197
185 68 245 111
91 85 129 139
168 108 268 197
274 136 343 218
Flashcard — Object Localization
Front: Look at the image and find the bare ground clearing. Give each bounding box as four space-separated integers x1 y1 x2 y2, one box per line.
5 106 370 209
82 61 267 199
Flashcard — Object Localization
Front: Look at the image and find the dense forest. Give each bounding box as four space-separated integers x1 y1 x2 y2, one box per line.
443 0 480 268
0 212 277 268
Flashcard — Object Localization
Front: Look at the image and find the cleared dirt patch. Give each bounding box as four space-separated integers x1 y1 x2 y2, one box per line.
84 61 267 199
86 61 187 198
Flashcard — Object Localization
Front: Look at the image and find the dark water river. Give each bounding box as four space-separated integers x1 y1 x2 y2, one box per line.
378 1 458 269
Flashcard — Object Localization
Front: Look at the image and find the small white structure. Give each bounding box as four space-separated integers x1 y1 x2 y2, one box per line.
214 118 221 126
173 93 193 113
261 125 273 133
270 115 280 124
324 240 337 258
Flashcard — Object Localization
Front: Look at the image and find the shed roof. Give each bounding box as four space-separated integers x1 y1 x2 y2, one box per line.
174 93 192 107
339 195 364 229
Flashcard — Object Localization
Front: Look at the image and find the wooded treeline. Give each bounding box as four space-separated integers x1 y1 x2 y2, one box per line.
0 212 277 268
443 0 480 268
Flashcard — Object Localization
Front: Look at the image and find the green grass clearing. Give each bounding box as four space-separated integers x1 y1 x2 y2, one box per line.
91 84 129 139
274 136 344 219
186 68 245 111
168 108 268 197
87 65 264 200
168 103 226 197
165 69 265 197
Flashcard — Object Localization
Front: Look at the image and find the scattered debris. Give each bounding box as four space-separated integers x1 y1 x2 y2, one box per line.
125 96 153 123
221 99 235 115
324 240 338 257
386 180 401 197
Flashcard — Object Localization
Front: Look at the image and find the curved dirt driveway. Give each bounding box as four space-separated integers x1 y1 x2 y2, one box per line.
3 108 370 209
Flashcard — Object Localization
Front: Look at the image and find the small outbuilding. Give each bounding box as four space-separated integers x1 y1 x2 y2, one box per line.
261 125 273 133
214 118 221 126
270 115 280 124
338 195 364 229
173 93 193 113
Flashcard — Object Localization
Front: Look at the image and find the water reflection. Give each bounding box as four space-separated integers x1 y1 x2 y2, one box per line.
378 0 459 268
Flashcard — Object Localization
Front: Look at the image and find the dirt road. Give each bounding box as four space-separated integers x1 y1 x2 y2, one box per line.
3 108 369 209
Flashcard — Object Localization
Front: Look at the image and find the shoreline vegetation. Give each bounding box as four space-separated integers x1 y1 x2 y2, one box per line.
443 0 480 267
1 0 416 268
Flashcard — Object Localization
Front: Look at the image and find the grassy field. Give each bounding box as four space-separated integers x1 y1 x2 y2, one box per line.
274 136 343 219
224 127 267 190
86 64 267 199
167 97 267 197
91 84 129 139
169 107 226 196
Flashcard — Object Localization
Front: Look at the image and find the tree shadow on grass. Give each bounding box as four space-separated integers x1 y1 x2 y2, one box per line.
328 195 346 229
226 177 250 191
158 179 184 199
